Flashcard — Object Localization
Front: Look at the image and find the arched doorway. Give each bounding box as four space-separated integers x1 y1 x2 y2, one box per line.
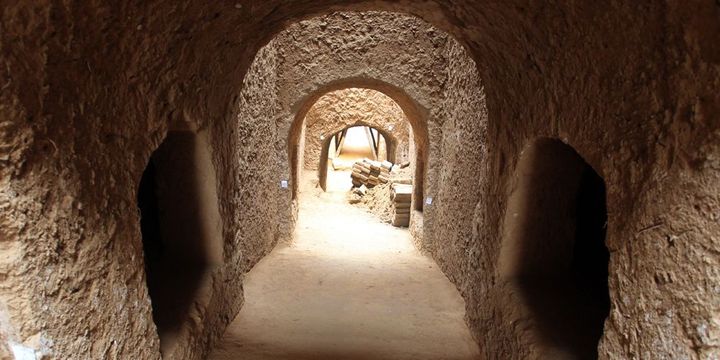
288 84 428 214
320 125 393 192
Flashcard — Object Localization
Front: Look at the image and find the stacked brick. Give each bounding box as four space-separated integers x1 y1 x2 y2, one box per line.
391 184 412 227
351 159 392 187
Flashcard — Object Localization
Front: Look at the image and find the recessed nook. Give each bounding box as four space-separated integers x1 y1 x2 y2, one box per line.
499 138 610 359
137 130 223 356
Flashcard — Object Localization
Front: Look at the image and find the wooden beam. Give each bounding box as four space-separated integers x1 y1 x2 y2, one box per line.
365 126 378 160
372 129 380 158
335 129 348 157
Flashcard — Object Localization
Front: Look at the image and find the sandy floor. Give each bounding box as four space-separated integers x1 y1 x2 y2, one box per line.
326 150 368 193
207 192 480 360
325 167 353 193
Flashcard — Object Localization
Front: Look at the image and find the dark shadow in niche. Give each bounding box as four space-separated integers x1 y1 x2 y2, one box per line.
501 138 610 359
414 147 425 212
137 131 213 354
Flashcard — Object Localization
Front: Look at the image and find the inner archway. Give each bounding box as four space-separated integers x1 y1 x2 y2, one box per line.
289 85 426 212
322 125 391 192
499 138 610 359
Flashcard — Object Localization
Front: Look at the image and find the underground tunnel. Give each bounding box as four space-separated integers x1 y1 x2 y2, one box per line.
1 3 719 360
297 88 410 194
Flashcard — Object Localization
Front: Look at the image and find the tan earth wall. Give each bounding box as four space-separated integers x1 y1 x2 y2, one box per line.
1 2 718 360
302 88 410 171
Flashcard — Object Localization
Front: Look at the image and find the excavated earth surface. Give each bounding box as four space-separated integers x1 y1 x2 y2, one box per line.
1 3 718 360
207 191 479 360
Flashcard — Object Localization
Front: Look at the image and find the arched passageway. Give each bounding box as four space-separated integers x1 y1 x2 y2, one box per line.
499 138 610 359
321 125 392 192
288 85 428 214
326 126 392 165
206 14 485 356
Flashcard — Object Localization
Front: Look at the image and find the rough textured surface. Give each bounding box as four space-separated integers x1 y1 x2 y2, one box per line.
0 2 718 360
302 88 409 171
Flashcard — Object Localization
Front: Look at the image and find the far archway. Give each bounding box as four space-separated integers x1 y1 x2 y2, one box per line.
321 125 392 192
289 86 424 212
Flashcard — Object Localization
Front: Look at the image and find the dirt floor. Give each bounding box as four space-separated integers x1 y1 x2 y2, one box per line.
325 167 354 193
207 191 480 360
325 148 369 192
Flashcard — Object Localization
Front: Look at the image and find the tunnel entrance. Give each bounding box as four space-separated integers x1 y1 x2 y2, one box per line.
500 138 610 359
137 130 223 355
323 125 389 192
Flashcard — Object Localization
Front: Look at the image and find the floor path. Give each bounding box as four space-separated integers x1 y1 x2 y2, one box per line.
208 191 480 360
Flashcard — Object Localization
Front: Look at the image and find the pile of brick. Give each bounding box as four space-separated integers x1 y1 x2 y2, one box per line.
351 159 392 187
391 183 412 227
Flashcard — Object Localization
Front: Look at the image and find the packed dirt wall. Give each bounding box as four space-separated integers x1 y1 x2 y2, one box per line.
1 2 718 360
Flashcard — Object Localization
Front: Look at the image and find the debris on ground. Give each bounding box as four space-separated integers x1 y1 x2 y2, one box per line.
347 159 414 227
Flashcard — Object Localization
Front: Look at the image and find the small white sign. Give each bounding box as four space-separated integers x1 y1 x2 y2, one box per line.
10 342 36 360
280 180 289 189
425 197 433 205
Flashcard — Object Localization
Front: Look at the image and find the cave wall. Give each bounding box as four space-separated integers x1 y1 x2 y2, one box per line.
424 39 489 287
416 37 489 257
1 3 165 358
302 88 409 171
0 4 288 359
0 2 718 360
220 43 283 269
451 2 720 358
